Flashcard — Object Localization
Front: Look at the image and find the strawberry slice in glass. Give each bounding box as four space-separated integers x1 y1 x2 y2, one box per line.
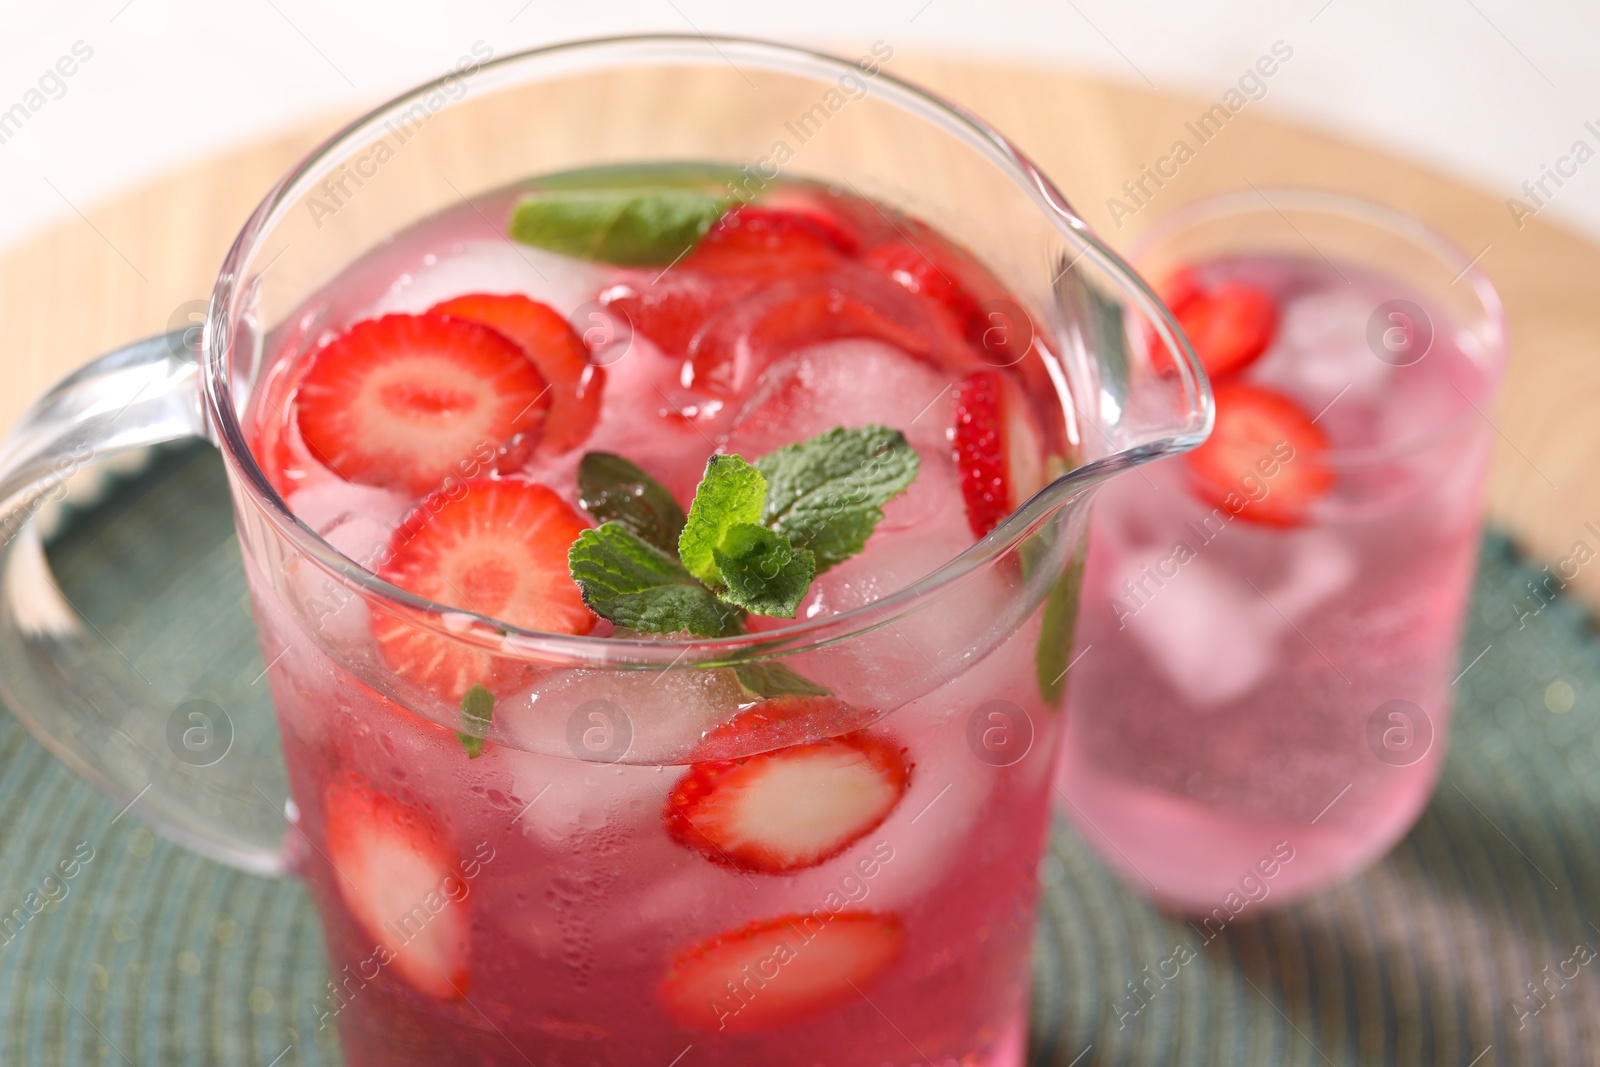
685 263 972 396
1184 381 1333 525
293 313 550 494
428 293 605 456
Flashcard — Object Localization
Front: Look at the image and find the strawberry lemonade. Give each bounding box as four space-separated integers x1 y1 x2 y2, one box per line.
242 168 1074 1065
1056 226 1504 910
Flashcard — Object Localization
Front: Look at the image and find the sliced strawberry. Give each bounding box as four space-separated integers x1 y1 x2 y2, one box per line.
863 225 1040 367
1185 382 1333 525
254 333 324 500
1170 278 1278 379
689 695 879 762
685 266 962 395
863 240 980 335
599 274 745 360
323 781 470 1000
294 313 550 494
1155 265 1204 317
373 479 594 701
950 370 1047 538
683 204 856 281
256 410 307 501
428 293 602 456
742 192 865 253
665 705 909 873
661 911 905 1033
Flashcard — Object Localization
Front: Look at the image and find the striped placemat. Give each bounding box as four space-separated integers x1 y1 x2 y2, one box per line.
0 442 1593 1065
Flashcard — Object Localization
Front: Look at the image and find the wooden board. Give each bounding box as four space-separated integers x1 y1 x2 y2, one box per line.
2 54 1594 603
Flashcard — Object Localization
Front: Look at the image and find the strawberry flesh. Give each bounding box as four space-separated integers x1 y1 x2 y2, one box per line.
1185 381 1333 525
294 313 550 494
864 240 980 337
683 204 856 281
428 293 603 456
863 226 1039 366
1156 266 1204 317
373 479 594 701
665 702 910 873
950 370 1045 538
685 265 960 395
660 911 905 1032
323 781 470 1000
1164 271 1278 379
688 695 879 762
599 274 746 360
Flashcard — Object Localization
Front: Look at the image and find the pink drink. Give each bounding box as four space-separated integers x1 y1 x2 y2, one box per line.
1056 237 1504 913
243 174 1067 1065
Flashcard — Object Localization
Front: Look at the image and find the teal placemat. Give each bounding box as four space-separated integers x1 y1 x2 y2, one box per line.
1 443 1595 1065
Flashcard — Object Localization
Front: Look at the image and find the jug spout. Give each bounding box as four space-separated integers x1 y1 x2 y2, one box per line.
1000 238 1214 549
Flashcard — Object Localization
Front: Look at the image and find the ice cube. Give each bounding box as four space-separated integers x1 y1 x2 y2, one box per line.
300 513 398 644
728 340 958 458
496 665 751 766
1117 546 1284 708
279 481 413 643
725 340 969 537
1253 288 1393 407
1265 528 1356 620
365 239 608 320
797 522 979 621
493 744 651 844
287 479 412 547
573 349 726 505
851 639 1033 910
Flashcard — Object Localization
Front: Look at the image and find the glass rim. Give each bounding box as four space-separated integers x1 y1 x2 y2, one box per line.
201 33 1209 667
1130 187 1508 470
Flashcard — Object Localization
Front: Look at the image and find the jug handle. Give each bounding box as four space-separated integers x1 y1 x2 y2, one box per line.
0 332 289 876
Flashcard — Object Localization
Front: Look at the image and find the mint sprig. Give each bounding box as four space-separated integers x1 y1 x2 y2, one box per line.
678 454 767 586
577 452 686 555
714 524 816 617
730 661 831 699
757 425 920 572
568 524 740 638
568 426 919 638
457 683 495 759
509 189 731 266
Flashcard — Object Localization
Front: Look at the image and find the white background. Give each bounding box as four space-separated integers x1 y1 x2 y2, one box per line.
0 0 1597 252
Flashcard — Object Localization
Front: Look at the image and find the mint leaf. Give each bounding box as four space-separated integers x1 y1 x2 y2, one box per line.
570 425 920 635
457 683 494 759
755 426 920 572
712 524 816 618
678 455 767 586
1034 548 1086 707
569 523 740 637
577 452 686 555
731 661 831 699
509 189 730 266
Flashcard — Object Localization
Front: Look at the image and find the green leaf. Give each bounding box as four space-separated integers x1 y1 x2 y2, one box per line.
678 455 767 586
712 524 816 618
730 660 831 699
576 452 686 555
1034 534 1088 708
755 426 920 572
509 189 731 266
569 523 740 637
457 683 494 759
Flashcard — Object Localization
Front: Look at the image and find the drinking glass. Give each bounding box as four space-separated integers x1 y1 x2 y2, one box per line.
0 37 1208 1065
1055 190 1507 914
